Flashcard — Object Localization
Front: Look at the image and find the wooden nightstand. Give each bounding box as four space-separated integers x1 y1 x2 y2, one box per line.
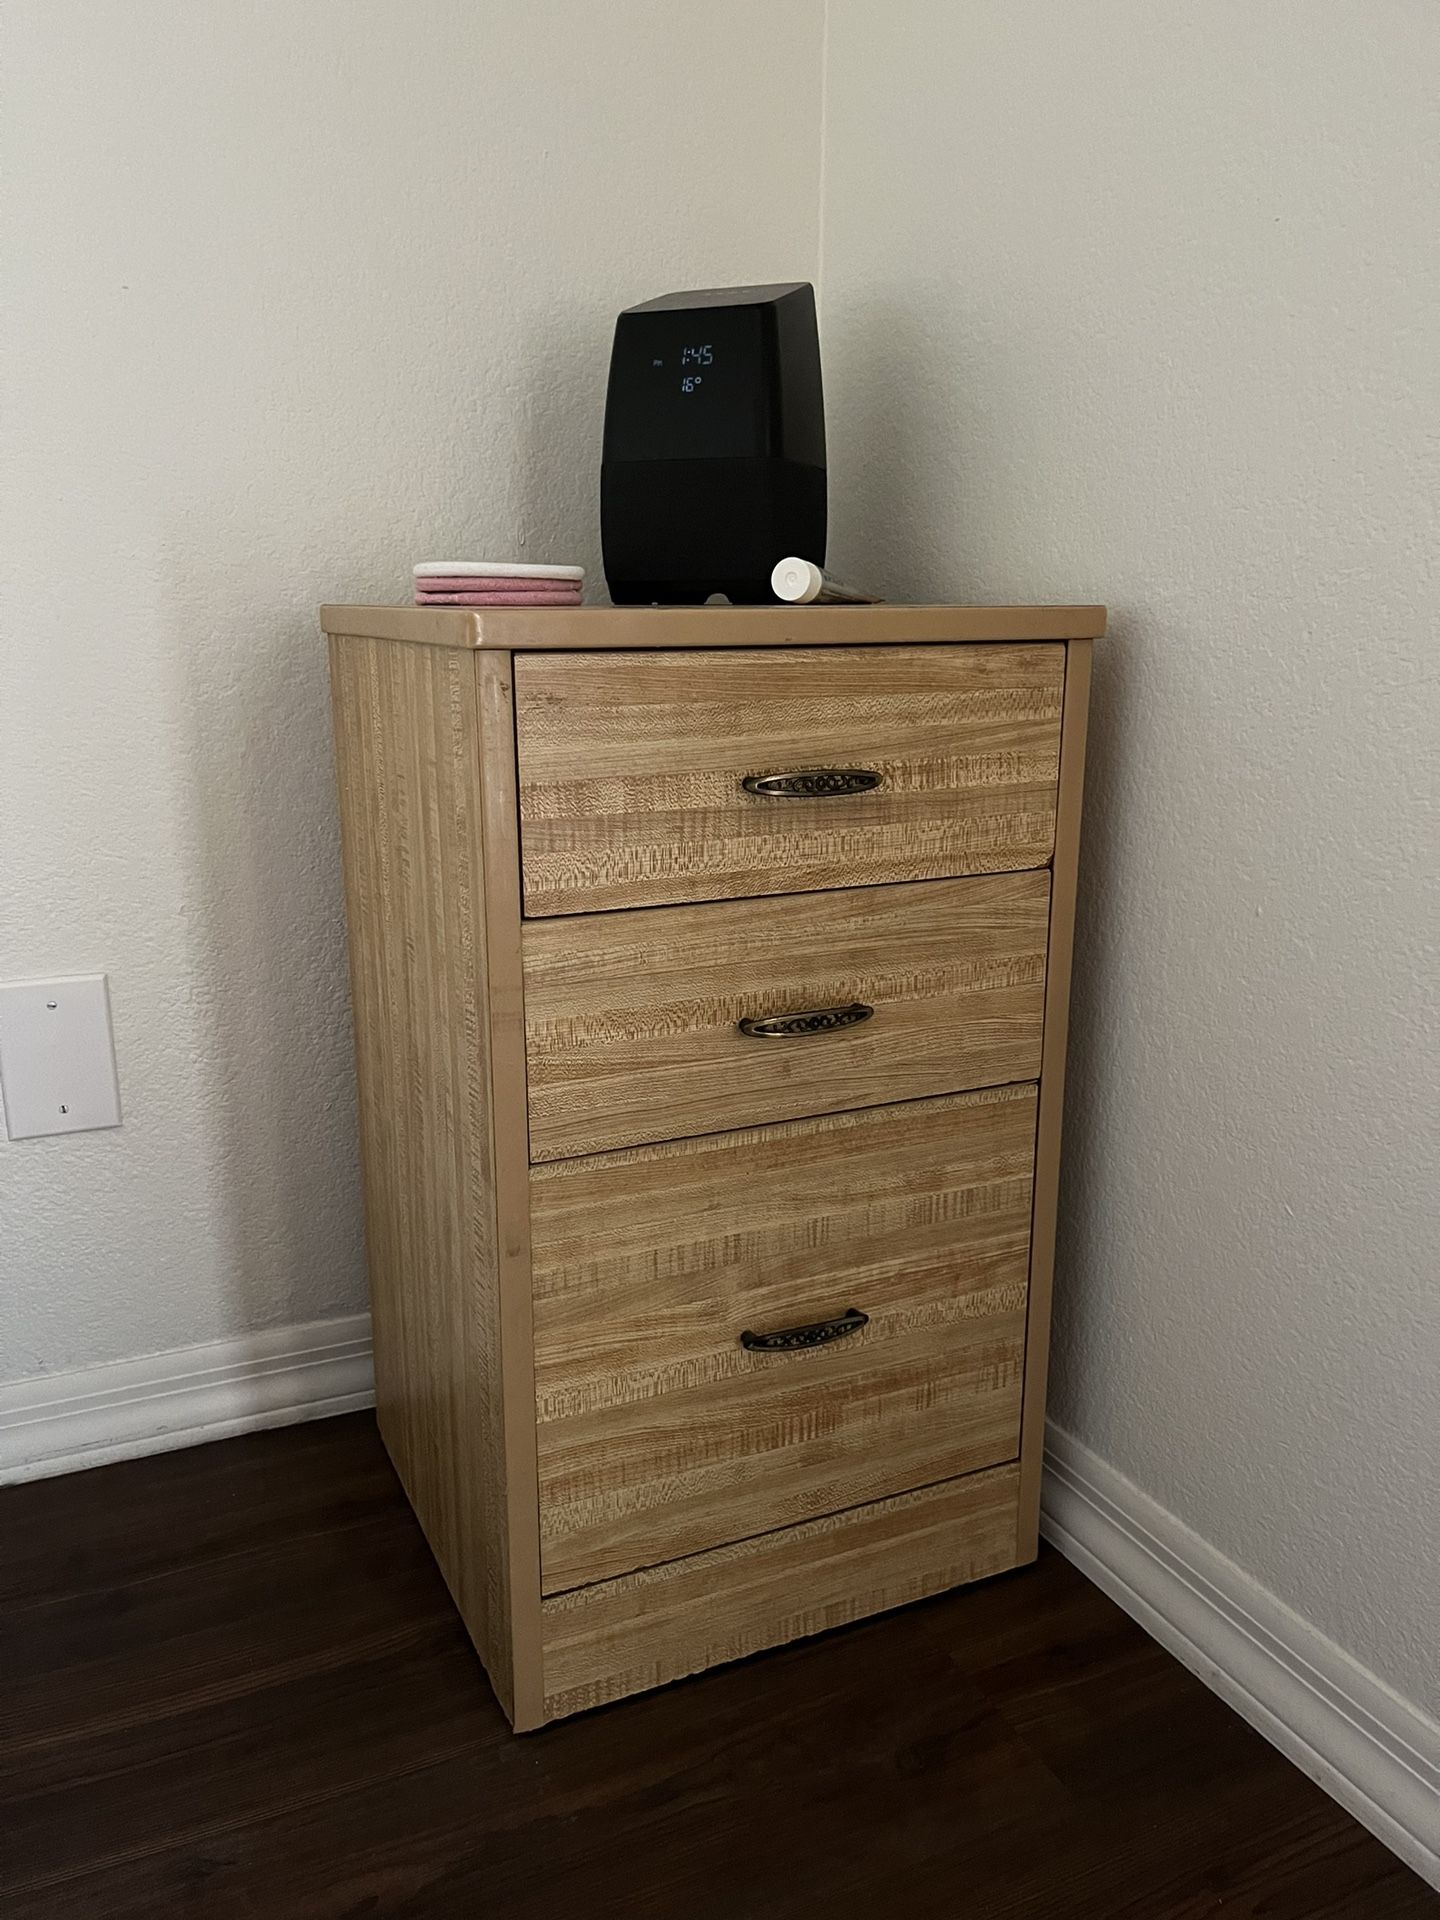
323 601 1102 1729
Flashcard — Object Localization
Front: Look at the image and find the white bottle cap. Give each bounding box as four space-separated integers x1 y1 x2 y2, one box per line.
771 557 824 604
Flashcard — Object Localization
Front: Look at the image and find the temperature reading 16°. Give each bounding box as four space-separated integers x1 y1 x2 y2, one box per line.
681 375 702 394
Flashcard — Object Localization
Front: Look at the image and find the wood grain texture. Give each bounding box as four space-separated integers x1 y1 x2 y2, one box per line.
540 1462 1023 1719
523 871 1049 1160
472 652 545 1728
1016 638 1094 1562
328 633 539 1726
530 1086 1036 1593
515 644 1066 914
321 601 1108 649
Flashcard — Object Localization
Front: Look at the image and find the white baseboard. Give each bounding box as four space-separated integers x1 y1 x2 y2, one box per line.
0 1314 376 1485
1042 1423 1440 1889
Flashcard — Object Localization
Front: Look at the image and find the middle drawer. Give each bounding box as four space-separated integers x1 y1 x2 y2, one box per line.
523 869 1050 1161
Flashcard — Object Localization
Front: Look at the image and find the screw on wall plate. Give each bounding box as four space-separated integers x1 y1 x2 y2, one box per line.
46 1000 57 1010
59 1103 69 1114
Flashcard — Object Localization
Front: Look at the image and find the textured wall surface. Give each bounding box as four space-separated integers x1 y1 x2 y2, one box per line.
820 0 1439 1713
0 0 822 1376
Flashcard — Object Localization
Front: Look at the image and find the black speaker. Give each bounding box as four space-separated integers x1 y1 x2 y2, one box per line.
601 282 826 605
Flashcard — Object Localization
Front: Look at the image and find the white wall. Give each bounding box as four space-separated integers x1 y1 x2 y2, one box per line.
0 1 823 1376
820 0 1439 1715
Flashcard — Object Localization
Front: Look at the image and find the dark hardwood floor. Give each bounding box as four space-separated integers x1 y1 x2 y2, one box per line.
1 1414 1432 1919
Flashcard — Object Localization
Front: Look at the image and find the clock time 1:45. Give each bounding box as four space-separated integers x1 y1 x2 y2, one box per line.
680 342 712 393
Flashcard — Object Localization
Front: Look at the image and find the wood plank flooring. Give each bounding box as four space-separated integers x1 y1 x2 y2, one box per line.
1 1414 1432 1919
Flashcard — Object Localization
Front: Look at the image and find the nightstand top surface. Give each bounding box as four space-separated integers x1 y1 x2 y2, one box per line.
321 603 1106 650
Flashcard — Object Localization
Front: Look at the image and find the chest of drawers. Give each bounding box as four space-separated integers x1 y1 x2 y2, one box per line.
323 600 1101 1729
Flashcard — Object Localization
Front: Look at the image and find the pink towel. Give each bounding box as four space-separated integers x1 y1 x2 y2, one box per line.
415 575 577 594
415 589 582 606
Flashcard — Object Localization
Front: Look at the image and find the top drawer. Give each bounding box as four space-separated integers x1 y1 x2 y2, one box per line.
514 644 1065 915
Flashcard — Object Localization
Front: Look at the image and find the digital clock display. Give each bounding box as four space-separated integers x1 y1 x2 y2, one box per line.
679 343 713 392
604 308 764 461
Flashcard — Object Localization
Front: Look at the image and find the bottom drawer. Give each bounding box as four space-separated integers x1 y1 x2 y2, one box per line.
531 1083 1037 1593
540 1461 1022 1721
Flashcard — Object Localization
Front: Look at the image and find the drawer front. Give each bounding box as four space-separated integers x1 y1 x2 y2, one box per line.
515 644 1065 916
531 1085 1035 1594
523 870 1048 1161
540 1463 1021 1721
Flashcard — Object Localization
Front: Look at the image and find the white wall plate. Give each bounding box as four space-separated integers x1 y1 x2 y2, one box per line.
0 974 122 1139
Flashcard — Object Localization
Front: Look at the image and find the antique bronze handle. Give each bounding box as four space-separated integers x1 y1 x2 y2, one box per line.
737 1001 874 1039
740 1308 870 1353
740 768 883 799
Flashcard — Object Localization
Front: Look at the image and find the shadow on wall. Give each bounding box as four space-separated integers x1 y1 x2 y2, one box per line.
157 543 374 1341
1049 612 1141 1432
823 290 1000 601
513 296 611 591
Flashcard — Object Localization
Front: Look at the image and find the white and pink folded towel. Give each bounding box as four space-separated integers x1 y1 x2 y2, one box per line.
413 560 583 608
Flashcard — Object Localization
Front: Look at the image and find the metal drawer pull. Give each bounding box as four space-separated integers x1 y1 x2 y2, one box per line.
740 1308 869 1354
741 768 883 799
737 1001 874 1039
